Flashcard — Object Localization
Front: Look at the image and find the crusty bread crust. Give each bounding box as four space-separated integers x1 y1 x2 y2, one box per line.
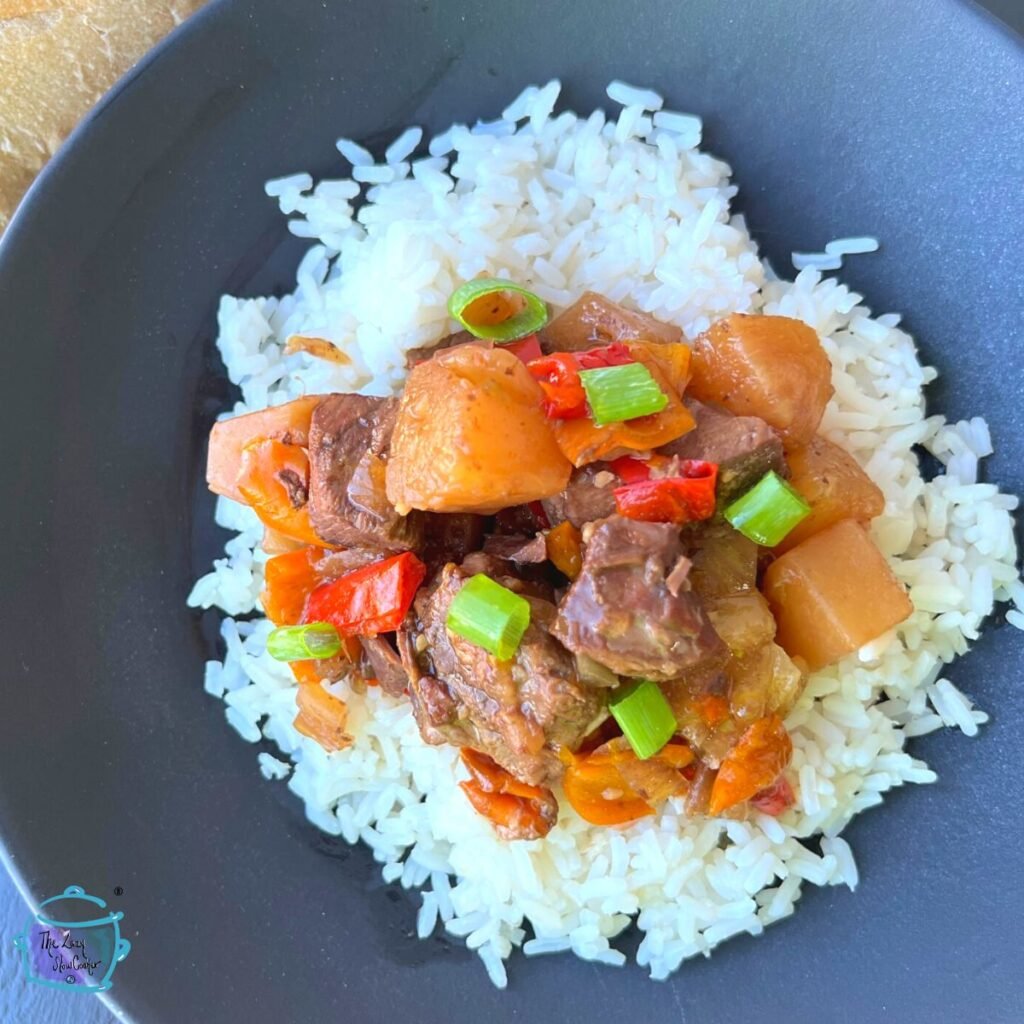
0 0 205 229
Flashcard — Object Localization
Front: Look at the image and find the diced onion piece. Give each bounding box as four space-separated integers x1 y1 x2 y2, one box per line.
284 334 351 364
267 622 342 661
448 278 549 342
608 680 677 760
723 470 811 547
446 574 531 660
578 362 668 426
574 653 619 688
293 682 350 753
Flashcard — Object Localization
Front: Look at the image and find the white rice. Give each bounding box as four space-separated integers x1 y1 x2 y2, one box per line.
793 237 879 273
187 79 1023 986
385 127 423 166
824 237 880 257
606 80 665 112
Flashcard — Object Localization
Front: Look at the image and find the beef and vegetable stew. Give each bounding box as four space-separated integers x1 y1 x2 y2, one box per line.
207 283 912 839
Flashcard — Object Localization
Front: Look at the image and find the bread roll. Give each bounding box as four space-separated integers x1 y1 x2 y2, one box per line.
0 0 205 229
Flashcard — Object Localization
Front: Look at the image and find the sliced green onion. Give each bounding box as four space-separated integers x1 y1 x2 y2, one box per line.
267 623 342 662
446 574 531 660
578 362 668 426
448 278 549 342
723 470 812 547
609 680 677 760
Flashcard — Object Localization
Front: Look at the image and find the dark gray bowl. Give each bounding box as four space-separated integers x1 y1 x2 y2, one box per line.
0 1 1021 1022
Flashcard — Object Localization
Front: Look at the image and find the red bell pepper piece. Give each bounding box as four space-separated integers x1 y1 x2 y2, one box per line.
527 352 588 419
503 333 543 364
528 343 638 420
576 341 634 369
609 455 653 484
527 500 551 529
304 552 426 636
750 775 796 816
614 459 718 524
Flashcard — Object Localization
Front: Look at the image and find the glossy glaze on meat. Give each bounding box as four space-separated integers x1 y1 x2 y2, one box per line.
307 394 421 550
553 516 727 681
660 399 786 506
405 561 604 785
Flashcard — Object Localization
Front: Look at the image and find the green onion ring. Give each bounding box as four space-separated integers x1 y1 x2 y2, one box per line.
448 278 549 342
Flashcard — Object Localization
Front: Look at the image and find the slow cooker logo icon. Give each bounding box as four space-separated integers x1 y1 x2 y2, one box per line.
12 885 131 993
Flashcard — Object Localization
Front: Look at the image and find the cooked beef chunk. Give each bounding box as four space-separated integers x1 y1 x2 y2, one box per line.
459 550 557 596
405 562 604 786
458 550 517 581
315 547 389 577
307 394 421 550
405 331 489 369
665 554 693 597
544 291 683 353
683 522 759 602
419 513 486 573
495 502 550 534
552 516 727 681
359 635 408 696
304 655 349 684
482 533 548 564
408 672 460 731
660 399 786 506
542 465 618 528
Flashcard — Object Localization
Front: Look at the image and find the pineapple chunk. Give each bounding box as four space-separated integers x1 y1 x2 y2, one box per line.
762 519 912 670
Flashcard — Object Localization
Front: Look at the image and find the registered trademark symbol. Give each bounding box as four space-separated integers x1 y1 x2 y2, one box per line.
64 975 75 985
113 886 124 897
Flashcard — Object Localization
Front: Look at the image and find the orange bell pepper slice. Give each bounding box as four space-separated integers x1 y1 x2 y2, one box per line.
562 745 655 826
561 740 695 825
206 395 324 502
261 546 327 626
236 438 325 546
549 348 695 466
459 749 558 840
709 715 793 816
545 521 583 579
262 527 308 555
629 340 691 396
